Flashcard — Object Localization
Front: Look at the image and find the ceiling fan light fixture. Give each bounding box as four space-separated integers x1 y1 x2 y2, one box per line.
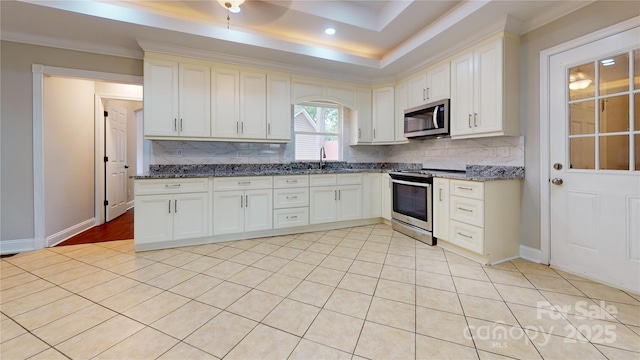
218 0 244 13
569 79 592 90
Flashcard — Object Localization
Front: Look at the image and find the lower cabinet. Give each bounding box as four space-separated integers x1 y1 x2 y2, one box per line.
381 173 392 221
213 189 272 235
134 179 209 246
433 177 450 240
309 174 362 225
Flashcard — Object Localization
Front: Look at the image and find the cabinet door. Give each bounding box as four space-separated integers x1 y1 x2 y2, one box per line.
381 173 392 220
179 63 211 137
337 185 362 221
407 72 427 108
474 39 503 134
267 74 292 141
144 60 179 136
366 173 381 218
450 51 474 136
244 189 273 232
291 78 323 104
355 87 373 143
325 84 356 109
394 82 408 142
212 69 240 138
309 186 337 224
426 62 450 102
134 194 173 244
433 178 450 240
213 190 244 235
173 192 209 240
240 71 267 139
372 87 395 143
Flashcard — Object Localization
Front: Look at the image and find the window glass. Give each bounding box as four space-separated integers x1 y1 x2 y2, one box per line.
599 135 629 170
599 54 629 96
599 95 629 133
569 63 595 101
570 137 595 169
294 103 341 161
569 101 595 135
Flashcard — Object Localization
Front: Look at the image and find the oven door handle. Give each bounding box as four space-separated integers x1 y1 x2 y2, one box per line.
391 179 431 188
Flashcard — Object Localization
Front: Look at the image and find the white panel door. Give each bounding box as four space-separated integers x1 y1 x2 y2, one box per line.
549 27 640 292
212 69 240 138
105 104 128 222
173 193 209 240
244 189 273 232
310 186 337 224
213 190 244 235
267 74 292 140
179 63 211 137
144 59 179 136
240 71 267 139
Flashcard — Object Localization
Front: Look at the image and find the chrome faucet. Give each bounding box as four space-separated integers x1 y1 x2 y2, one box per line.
319 146 326 169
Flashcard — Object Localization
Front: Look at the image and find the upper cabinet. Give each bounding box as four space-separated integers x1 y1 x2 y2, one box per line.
371 86 395 143
266 74 292 141
351 87 372 144
211 67 240 138
407 61 450 109
450 32 520 139
291 76 356 109
394 81 408 143
144 59 210 138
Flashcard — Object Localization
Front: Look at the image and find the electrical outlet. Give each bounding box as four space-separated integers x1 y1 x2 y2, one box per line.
177 149 182 157
489 148 497 157
498 147 510 157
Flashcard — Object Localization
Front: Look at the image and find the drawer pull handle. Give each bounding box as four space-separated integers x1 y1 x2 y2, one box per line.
238 181 251 185
439 188 443 201
458 186 473 191
458 207 473 212
286 215 298 219
165 184 181 188
286 196 298 199
286 180 298 183
457 232 473 239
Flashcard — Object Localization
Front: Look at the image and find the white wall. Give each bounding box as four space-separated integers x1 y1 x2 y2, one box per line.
43 77 95 238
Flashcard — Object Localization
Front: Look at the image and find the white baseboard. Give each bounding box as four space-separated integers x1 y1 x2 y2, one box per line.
519 245 543 263
127 201 134 210
0 239 37 255
46 218 96 247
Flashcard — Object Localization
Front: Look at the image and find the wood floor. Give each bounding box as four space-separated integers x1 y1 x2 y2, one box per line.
57 208 134 246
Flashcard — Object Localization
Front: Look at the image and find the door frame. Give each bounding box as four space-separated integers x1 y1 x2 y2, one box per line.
538 16 639 265
32 64 142 249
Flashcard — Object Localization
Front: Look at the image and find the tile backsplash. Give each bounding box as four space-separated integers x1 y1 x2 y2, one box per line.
148 135 524 172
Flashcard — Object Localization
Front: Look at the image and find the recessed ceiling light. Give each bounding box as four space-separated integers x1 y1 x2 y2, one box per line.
325 28 336 35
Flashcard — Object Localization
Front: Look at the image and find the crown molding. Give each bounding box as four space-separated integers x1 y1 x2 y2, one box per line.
1 31 143 59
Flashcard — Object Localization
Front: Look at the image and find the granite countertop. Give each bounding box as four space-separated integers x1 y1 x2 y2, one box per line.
131 162 524 181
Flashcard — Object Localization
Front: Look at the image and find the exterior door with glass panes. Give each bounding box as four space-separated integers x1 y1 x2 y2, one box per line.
549 27 639 292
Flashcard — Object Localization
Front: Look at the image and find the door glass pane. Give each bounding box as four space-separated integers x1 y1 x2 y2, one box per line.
599 95 629 133
634 50 640 90
570 137 595 169
569 63 595 101
599 54 629 96
569 101 595 135
635 134 640 171
599 135 629 170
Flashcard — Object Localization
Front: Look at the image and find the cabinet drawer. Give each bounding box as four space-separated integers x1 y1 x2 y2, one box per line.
273 175 309 188
274 188 309 209
310 174 337 187
337 173 363 185
273 207 309 229
449 220 484 254
450 196 484 227
135 178 208 195
213 176 272 191
450 180 484 200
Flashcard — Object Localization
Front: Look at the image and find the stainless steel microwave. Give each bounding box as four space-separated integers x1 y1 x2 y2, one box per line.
404 99 450 138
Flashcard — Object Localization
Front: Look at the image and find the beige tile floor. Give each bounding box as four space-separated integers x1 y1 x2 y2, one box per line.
1 224 639 359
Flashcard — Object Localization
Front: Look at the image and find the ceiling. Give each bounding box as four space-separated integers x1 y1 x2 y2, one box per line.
1 0 594 83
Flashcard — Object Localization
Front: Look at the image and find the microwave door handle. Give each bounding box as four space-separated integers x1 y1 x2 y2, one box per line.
433 106 439 129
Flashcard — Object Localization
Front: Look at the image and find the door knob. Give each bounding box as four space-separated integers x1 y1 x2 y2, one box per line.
551 178 563 185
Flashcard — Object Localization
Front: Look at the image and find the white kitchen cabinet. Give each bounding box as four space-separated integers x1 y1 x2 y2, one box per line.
371 87 395 143
351 87 373 144
436 178 522 265
272 175 309 229
291 77 356 109
381 173 392 221
407 61 450 109
363 173 382 218
309 174 362 224
213 177 273 235
144 59 210 138
211 68 240 138
239 71 267 139
267 74 292 141
134 178 209 246
433 177 450 240
450 32 520 139
394 81 408 143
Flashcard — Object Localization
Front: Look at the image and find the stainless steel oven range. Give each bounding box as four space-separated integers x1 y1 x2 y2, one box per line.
388 170 435 245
